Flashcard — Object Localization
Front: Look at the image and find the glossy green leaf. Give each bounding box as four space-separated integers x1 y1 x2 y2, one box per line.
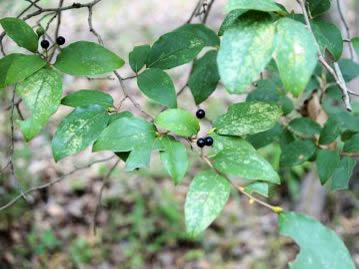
129 45 151 73
175 24 220 47
214 102 282 136
188 50 219 105
146 31 204 69
155 109 200 137
246 80 294 115
316 150 340 185
244 182 269 197
274 18 317 96
343 133 359 153
0 54 47 89
61 90 113 108
247 123 282 149
217 12 276 93
279 211 355 269
52 105 110 161
226 0 286 14
288 118 321 137
109 111 133 125
330 157 356 191
210 134 280 184
353 37 359 56
0 17 38 52
308 0 331 17
54 41 125 76
185 170 230 236
158 136 188 185
280 140 316 167
137 68 177 108
93 117 157 171
218 9 246 36
319 118 340 145
17 68 62 141
312 19 343 61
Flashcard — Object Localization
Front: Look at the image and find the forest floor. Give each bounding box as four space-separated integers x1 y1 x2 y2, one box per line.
0 0 359 268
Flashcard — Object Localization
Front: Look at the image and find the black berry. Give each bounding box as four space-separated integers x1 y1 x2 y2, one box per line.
205 136 214 146
40 39 50 49
197 138 206 148
56 36 66 46
196 109 205 119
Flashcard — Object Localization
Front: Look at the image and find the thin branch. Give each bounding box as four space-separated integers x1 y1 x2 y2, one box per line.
88 5 104 45
336 0 355 60
187 0 205 24
0 156 116 212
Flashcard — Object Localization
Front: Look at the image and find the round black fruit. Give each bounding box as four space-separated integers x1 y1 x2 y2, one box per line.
56 36 66 46
197 138 206 148
41 39 50 49
196 109 205 119
205 136 214 146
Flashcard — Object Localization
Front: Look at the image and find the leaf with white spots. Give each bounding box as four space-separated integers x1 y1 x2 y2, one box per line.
214 102 282 136
279 211 355 269
217 12 276 93
93 116 157 171
17 68 62 141
244 182 269 197
52 105 110 161
210 134 280 184
226 0 287 14
185 170 230 237
274 18 317 96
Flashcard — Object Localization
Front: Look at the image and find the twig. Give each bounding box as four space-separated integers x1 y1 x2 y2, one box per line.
91 159 121 235
187 0 205 24
0 156 116 212
88 5 104 45
336 0 355 60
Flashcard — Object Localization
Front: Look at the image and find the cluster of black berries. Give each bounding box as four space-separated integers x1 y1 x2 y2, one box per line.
195 109 214 148
40 36 66 49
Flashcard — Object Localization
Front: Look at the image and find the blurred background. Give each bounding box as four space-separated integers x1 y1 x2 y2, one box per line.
0 0 359 268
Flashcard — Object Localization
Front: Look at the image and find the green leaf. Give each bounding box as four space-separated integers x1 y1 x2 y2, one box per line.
54 41 125 76
146 31 204 70
353 37 359 57
155 109 200 137
279 211 355 269
274 18 317 97
226 0 286 14
330 157 356 191
61 90 113 109
335 59 359 82
316 150 340 185
0 54 47 89
247 123 282 149
343 133 359 153
308 0 331 17
288 118 321 137
109 111 133 125
93 117 157 171
0 17 38 52
52 105 109 161
312 19 343 61
188 50 219 105
129 45 151 73
244 182 269 197
210 134 280 184
217 12 276 93
218 9 247 36
280 140 316 167
157 136 188 185
246 80 294 115
185 170 230 237
137 68 177 108
214 102 282 136
17 68 62 141
319 118 340 145
175 24 220 47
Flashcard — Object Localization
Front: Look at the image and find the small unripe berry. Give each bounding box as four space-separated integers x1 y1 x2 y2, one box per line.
56 36 66 46
41 39 50 49
196 109 205 119
205 136 214 146
197 138 206 148
36 26 45 37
